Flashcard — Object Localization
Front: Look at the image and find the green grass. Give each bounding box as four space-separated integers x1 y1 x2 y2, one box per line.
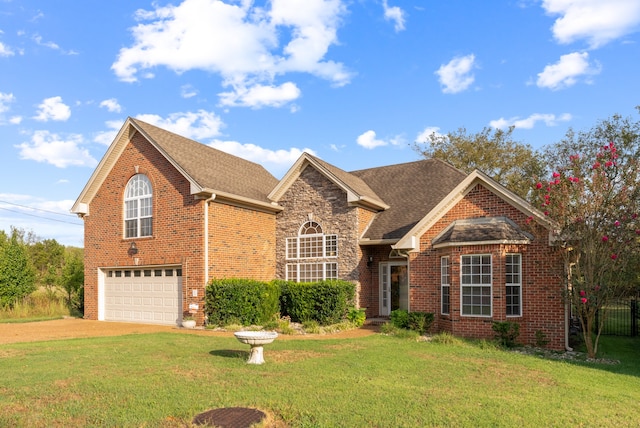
1 333 639 427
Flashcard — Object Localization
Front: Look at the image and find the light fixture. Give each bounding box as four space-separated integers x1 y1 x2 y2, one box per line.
128 241 138 256
367 255 374 268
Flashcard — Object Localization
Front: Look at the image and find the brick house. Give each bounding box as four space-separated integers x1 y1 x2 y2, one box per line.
72 117 568 349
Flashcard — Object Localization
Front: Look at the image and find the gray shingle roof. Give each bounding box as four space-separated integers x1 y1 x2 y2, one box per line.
305 154 388 208
351 159 467 240
432 216 534 246
132 118 278 203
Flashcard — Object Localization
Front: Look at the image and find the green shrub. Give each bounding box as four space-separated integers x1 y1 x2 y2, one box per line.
407 311 434 335
492 321 520 348
390 309 409 329
347 307 366 327
535 330 550 348
278 280 355 325
205 278 280 326
390 310 433 335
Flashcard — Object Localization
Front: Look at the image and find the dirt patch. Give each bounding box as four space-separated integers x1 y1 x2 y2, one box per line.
0 318 378 345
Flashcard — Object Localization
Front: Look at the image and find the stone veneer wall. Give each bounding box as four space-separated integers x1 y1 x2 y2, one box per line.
275 166 365 285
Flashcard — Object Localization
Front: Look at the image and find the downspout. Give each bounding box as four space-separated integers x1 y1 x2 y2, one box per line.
398 249 411 312
204 195 215 285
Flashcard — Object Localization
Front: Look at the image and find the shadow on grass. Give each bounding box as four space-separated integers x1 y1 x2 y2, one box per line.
210 349 248 360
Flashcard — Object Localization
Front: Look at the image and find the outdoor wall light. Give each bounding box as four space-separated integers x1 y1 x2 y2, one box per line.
128 241 138 256
367 255 374 268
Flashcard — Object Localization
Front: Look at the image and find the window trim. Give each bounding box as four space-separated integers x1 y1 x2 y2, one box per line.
460 254 492 317
286 262 338 282
441 256 450 315
506 253 522 317
124 174 153 239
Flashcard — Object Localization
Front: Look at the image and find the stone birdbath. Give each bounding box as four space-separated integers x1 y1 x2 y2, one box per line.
233 331 278 364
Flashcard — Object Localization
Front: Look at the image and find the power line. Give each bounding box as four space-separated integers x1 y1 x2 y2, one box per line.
0 206 83 226
0 200 78 218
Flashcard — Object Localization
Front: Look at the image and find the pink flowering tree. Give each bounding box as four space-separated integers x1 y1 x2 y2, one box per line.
533 112 640 358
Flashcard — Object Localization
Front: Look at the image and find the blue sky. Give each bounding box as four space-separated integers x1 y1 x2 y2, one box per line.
1 0 639 247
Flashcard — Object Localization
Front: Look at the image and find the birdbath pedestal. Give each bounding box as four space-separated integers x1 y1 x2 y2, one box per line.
233 331 278 364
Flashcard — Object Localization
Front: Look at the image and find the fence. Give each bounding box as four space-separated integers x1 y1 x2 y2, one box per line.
599 298 639 337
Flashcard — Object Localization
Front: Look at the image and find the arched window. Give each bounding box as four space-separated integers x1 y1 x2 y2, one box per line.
286 220 338 282
124 174 153 238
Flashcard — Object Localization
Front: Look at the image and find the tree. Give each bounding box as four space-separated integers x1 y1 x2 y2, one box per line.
59 248 84 314
28 238 65 288
413 126 546 199
0 234 36 308
534 111 640 358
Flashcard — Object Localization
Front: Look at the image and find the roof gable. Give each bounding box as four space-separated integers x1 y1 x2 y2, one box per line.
393 169 555 251
269 153 389 210
71 118 280 215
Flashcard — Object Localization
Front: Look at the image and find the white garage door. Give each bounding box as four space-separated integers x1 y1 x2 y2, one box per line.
103 266 182 325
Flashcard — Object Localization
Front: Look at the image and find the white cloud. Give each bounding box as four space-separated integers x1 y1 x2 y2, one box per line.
135 110 226 141
210 139 315 165
0 92 15 114
99 98 122 113
536 52 600 90
489 113 572 129
32 34 78 55
383 0 406 32
356 130 388 149
94 120 125 146
0 41 14 57
415 126 443 144
181 84 198 99
0 92 21 125
542 0 640 48
33 96 71 122
209 139 316 177
218 81 301 108
112 0 352 107
15 130 97 168
435 54 476 94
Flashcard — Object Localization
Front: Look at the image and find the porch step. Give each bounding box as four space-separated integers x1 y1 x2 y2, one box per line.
365 317 389 326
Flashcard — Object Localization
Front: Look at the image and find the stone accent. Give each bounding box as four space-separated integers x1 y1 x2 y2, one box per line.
275 166 367 283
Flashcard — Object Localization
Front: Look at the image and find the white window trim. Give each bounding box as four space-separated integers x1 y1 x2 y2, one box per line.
285 262 338 282
506 253 522 318
124 174 153 239
441 256 450 315
460 254 493 317
286 234 338 260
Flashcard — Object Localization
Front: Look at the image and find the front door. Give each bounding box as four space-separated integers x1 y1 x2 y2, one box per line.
380 262 408 316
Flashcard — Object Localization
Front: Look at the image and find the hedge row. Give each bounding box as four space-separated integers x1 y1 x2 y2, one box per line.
205 278 356 326
204 278 279 326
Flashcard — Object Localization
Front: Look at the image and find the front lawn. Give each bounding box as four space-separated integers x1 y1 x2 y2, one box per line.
1 332 639 427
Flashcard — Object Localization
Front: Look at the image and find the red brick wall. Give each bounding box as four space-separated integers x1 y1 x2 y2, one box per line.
83 131 206 321
208 202 276 281
410 183 566 349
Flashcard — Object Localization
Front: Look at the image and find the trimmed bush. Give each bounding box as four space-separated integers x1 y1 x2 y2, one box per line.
390 309 434 335
492 321 520 348
278 280 356 325
205 279 279 326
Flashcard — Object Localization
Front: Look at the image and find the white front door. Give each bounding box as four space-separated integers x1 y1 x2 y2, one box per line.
379 262 408 316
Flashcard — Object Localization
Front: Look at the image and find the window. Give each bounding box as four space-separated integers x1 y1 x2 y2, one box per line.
441 256 450 315
286 221 338 260
124 174 153 238
286 262 338 282
506 254 522 316
461 255 492 316
285 221 338 282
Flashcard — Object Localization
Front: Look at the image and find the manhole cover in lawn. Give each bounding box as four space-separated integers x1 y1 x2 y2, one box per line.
192 407 266 427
